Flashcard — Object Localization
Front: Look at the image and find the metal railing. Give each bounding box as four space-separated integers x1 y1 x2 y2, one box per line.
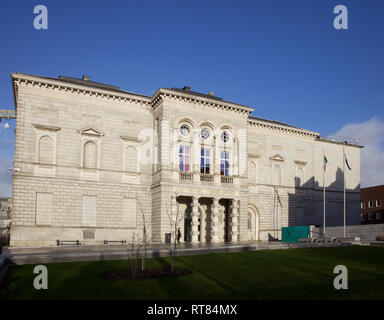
179 172 193 182
200 173 214 182
57 240 80 246
221 176 233 184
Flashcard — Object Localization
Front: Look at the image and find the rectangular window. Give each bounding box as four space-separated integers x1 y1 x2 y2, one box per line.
179 145 190 172
368 201 373 208
361 201 365 209
82 196 96 227
200 148 211 174
361 213 364 221
123 198 137 228
376 212 382 220
368 212 374 221
220 151 230 176
36 193 53 226
376 200 381 207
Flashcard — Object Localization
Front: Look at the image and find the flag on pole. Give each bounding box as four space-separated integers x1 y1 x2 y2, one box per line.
345 155 352 170
323 155 328 171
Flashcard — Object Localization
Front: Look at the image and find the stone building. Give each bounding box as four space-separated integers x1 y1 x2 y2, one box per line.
9 73 361 247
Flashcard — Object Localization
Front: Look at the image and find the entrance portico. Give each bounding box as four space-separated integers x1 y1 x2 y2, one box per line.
174 196 239 244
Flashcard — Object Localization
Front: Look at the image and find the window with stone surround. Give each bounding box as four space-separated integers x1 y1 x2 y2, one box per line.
273 164 281 185
200 148 211 174
220 151 230 176
124 146 138 172
295 167 304 187
38 135 54 165
78 127 103 174
84 141 97 169
179 145 190 172
36 192 53 226
248 161 256 183
82 195 97 227
34 124 60 174
123 198 137 228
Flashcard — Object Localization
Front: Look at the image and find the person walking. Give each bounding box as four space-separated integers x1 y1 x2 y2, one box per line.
177 227 182 244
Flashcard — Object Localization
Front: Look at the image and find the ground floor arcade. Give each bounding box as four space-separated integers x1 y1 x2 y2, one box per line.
171 196 260 244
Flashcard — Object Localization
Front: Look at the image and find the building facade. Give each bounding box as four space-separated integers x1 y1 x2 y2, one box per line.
10 73 362 247
0 198 11 219
361 185 384 224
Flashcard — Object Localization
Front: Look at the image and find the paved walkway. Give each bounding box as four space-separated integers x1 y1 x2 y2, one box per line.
2 241 355 265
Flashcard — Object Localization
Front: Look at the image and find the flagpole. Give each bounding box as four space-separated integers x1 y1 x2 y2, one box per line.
323 150 326 239
343 144 346 238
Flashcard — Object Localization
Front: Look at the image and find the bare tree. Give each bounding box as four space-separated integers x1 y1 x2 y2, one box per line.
137 194 151 271
166 195 183 273
128 233 142 278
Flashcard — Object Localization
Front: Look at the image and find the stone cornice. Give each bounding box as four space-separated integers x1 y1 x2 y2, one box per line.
151 89 254 116
78 127 104 136
316 137 363 149
12 74 254 116
247 117 319 139
12 73 151 107
294 160 307 166
248 154 260 159
120 135 143 142
33 124 61 131
270 154 285 162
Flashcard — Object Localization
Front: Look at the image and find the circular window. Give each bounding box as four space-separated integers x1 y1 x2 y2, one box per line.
201 128 210 140
179 124 190 137
221 131 229 142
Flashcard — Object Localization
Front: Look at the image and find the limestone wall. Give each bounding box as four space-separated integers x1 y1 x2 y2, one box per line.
10 77 152 247
9 74 362 247
314 224 384 241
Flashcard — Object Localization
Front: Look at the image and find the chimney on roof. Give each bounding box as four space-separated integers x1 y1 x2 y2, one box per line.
82 75 90 81
182 86 191 91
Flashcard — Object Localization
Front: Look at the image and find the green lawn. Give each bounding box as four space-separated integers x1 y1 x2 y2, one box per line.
1 246 384 300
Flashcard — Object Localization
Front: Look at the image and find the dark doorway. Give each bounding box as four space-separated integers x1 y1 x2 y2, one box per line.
184 216 191 242
198 218 201 242
220 199 231 243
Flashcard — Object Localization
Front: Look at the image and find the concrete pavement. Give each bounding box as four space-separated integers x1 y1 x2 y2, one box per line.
2 241 355 265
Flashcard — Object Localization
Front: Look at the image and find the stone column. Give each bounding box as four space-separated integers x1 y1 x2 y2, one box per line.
191 196 200 243
230 199 239 243
211 198 220 243
200 206 206 243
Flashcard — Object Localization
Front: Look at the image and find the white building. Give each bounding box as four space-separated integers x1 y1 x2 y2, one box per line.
9 73 361 247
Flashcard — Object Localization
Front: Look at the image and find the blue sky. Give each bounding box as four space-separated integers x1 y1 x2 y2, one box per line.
0 0 383 196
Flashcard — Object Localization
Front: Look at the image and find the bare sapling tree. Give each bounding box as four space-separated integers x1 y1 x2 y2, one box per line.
137 194 151 272
129 233 142 278
166 195 183 273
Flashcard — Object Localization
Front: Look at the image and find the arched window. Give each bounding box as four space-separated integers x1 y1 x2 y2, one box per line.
273 164 281 185
248 161 257 183
296 167 304 187
38 136 53 164
247 213 252 230
84 141 97 169
125 146 138 172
